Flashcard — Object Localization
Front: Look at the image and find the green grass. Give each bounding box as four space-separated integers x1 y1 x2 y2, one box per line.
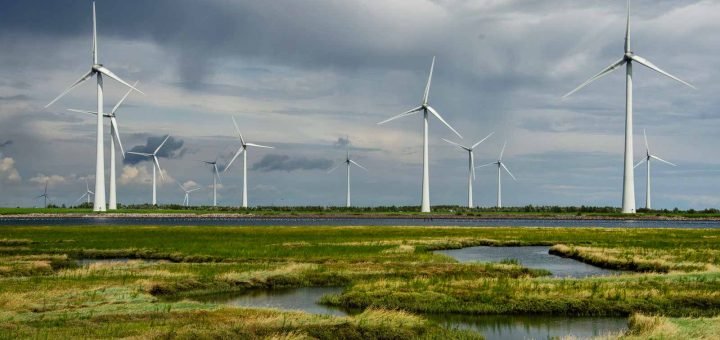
1 225 719 338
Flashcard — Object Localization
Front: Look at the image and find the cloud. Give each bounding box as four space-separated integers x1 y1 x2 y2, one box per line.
29 174 66 186
333 136 351 148
124 136 186 165
0 140 12 148
182 180 200 189
119 165 174 185
0 157 21 183
251 154 333 172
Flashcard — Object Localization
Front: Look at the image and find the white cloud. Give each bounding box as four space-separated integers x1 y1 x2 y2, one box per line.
29 173 66 186
0 157 21 183
119 165 175 186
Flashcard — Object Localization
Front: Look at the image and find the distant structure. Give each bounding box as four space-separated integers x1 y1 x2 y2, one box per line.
35 181 49 208
477 142 516 208
563 0 694 213
635 129 677 210
328 151 367 207
443 132 494 208
177 182 201 207
203 159 221 207
75 179 95 205
128 135 171 205
45 2 143 212
223 116 274 208
378 57 462 213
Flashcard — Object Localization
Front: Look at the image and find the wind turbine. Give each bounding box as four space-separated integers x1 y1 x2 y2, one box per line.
328 151 368 207
223 116 274 208
127 135 170 205
68 81 138 210
177 182 201 207
44 2 144 212
563 0 694 214
35 181 49 208
442 132 494 208
377 57 463 213
75 179 95 205
204 160 221 207
477 142 516 208
634 129 676 210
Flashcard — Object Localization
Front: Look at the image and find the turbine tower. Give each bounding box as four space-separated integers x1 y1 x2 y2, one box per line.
328 151 368 207
223 116 274 208
127 135 170 205
45 2 143 212
477 142 516 208
634 129 676 210
204 160 221 207
442 132 494 208
563 0 694 214
75 179 95 205
377 57 462 213
177 182 201 207
68 81 138 210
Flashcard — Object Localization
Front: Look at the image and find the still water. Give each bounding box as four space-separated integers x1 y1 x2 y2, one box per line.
436 246 620 278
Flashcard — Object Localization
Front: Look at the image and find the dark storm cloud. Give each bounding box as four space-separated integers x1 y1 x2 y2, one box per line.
0 140 12 148
124 136 186 165
251 154 332 172
333 136 351 148
0 95 30 101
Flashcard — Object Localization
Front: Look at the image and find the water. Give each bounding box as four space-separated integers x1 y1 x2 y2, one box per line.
430 314 627 340
436 246 619 278
76 258 159 266
192 287 349 316
1 216 719 228
193 287 627 338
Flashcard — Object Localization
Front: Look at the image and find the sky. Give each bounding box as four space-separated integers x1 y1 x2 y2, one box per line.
0 0 718 209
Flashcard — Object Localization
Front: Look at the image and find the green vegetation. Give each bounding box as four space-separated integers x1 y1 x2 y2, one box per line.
3 204 720 219
0 225 719 338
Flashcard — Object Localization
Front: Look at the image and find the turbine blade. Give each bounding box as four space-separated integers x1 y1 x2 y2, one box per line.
471 152 476 180
476 162 496 169
111 117 125 158
643 128 650 153
177 181 186 191
624 0 631 53
223 148 244 173
651 155 677 167
501 162 517 181
471 132 495 149
377 106 423 125
427 106 463 139
630 55 696 89
214 164 222 184
350 159 368 171
154 135 171 154
633 158 646 169
231 116 245 145
153 156 164 180
127 152 152 156
45 70 95 108
111 81 139 114
95 66 145 94
441 138 469 151
499 141 507 160
92 2 97 64
76 193 88 203
422 56 435 105
67 109 99 116
563 58 626 98
327 164 341 174
188 188 201 193
245 143 274 149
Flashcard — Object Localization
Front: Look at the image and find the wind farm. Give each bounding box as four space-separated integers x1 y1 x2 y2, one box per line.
1 1 719 340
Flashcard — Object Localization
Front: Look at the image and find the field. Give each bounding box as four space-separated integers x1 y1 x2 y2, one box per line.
1 225 719 339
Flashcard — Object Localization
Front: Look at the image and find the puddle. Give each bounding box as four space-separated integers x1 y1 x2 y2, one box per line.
435 246 620 278
76 258 158 266
192 287 349 316
431 314 627 340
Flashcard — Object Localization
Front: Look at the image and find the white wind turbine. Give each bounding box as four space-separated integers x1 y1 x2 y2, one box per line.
177 182 201 207
477 142 516 208
75 179 95 205
634 129 676 210
377 57 463 213
204 160 221 207
35 181 49 208
563 0 694 214
127 135 170 205
442 132 494 208
45 2 144 212
68 81 138 210
223 117 274 208
328 151 368 207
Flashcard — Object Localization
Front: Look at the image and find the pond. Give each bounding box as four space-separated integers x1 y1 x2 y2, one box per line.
192 287 349 317
435 246 620 278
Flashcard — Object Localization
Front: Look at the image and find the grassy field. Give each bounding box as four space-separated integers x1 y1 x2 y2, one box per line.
0 225 719 338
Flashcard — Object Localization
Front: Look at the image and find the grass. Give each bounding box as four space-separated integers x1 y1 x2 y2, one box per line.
0 225 719 338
